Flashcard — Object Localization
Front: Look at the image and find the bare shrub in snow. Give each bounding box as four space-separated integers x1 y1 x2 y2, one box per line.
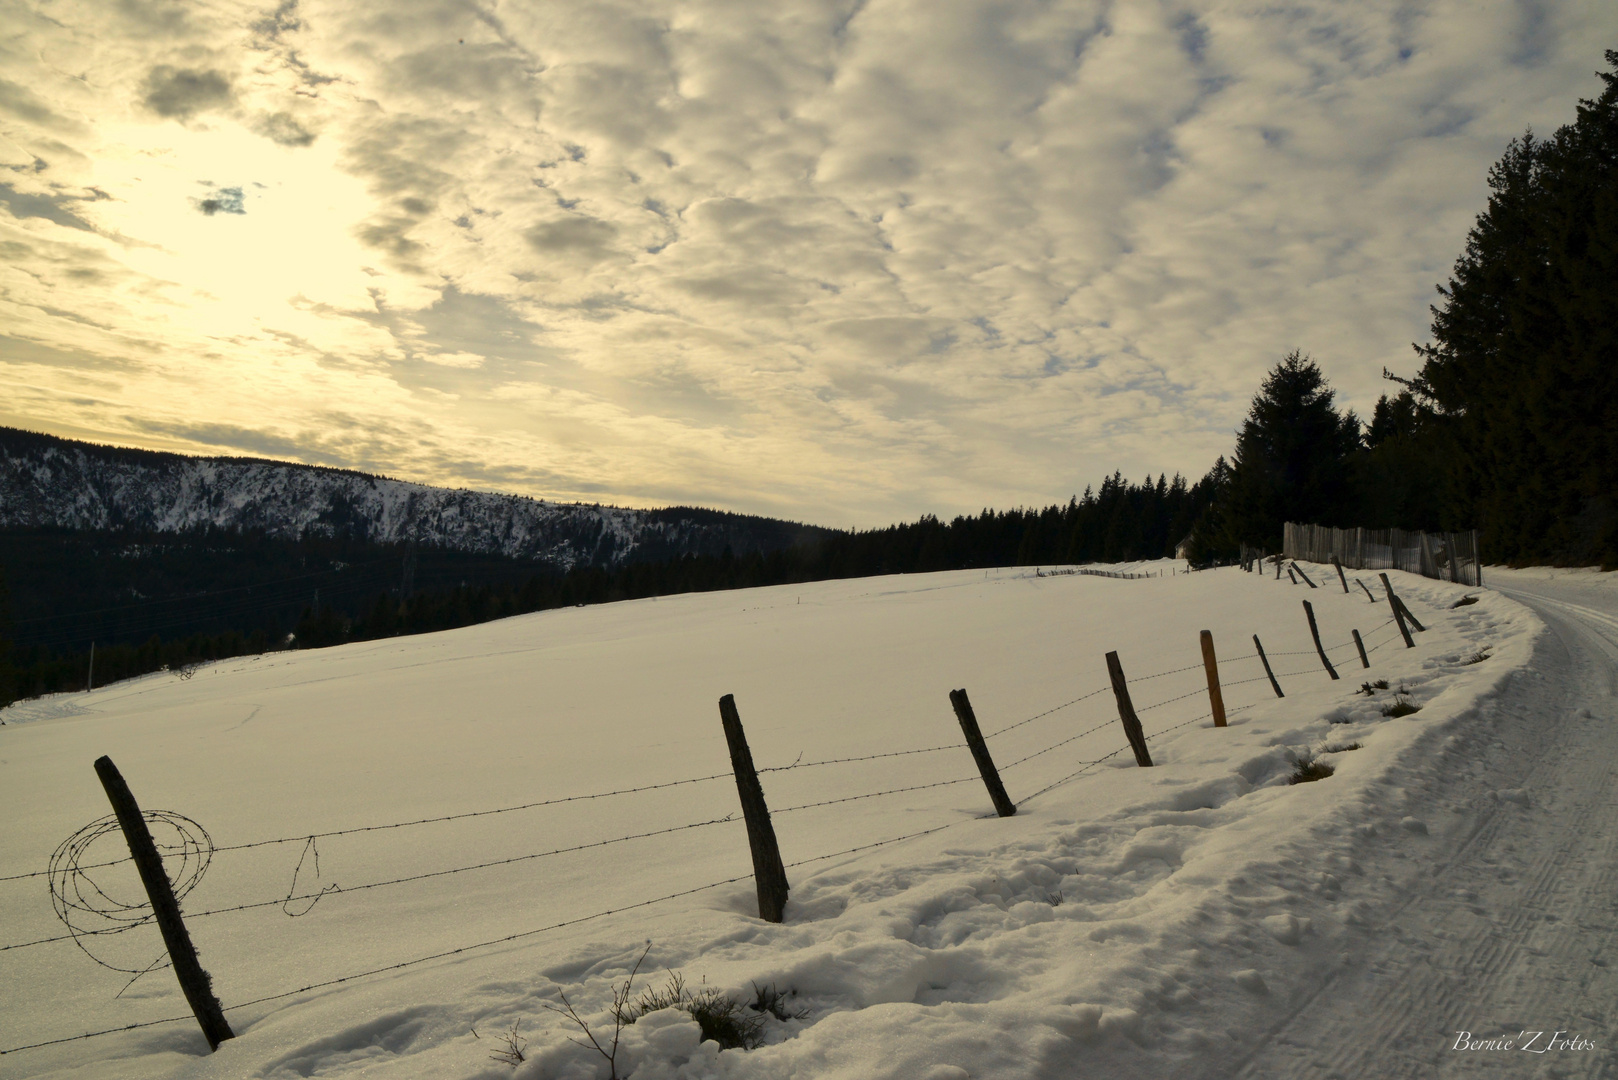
750 982 811 1022
543 943 652 1080
628 969 769 1049
471 1020 526 1067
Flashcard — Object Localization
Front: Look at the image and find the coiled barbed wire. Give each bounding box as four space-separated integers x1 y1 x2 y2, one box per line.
47 812 213 989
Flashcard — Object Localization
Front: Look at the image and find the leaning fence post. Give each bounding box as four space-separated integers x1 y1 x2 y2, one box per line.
1302 600 1339 680
1291 562 1318 588
1199 631 1227 728
1253 636 1284 698
1286 567 1298 585
717 695 790 922
1393 594 1426 633
1379 573 1416 648
1104 652 1153 767
948 689 1017 817
93 756 234 1051
1357 578 1376 603
1351 629 1369 669
1332 556 1349 594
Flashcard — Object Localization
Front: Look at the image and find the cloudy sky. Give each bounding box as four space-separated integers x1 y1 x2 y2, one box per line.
1 0 1613 526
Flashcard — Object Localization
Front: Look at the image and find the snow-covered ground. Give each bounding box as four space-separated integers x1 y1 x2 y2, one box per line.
0 561 1544 1079
1231 565 1618 1078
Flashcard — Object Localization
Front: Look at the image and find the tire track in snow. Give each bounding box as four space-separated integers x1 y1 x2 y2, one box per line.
1230 578 1618 1079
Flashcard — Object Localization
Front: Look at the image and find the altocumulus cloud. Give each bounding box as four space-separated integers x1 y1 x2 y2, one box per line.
141 66 235 120
0 0 1613 526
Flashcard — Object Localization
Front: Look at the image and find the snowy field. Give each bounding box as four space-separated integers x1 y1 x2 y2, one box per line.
1 561 1537 1079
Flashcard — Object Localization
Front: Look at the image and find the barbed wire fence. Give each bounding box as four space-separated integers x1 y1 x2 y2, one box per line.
0 563 1438 1058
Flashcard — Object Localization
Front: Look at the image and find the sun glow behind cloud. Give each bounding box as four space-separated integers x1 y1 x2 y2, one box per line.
0 0 1613 525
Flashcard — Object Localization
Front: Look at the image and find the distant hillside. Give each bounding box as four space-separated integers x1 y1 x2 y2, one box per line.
0 427 833 568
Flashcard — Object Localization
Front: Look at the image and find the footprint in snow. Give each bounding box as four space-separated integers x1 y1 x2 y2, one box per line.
1232 969 1268 994
1262 913 1308 946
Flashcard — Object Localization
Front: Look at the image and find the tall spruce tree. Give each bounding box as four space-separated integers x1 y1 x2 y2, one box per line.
1216 351 1362 550
1404 50 1618 564
1350 388 1449 531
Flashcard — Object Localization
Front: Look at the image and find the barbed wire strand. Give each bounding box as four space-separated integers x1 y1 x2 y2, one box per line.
1019 747 1130 803
0 1013 201 1057
998 717 1117 771
186 815 742 924
1146 711 1214 740
221 871 756 1013
759 744 958 773
1 814 1023 1057
2 814 744 953
1 771 740 885
981 686 1110 739
1130 662 1205 683
213 772 736 854
1136 685 1209 713
785 819 978 869
773 775 982 815
40 814 212 986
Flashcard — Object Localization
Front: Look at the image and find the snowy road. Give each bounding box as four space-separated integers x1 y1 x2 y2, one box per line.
1232 569 1618 1079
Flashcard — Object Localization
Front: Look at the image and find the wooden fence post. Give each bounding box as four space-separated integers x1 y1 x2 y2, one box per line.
948 689 1017 817
1286 567 1298 585
1393 594 1426 633
1357 578 1376 603
1332 556 1349 594
1275 558 1282 580
1103 652 1153 767
1379 574 1415 648
1291 562 1318 588
93 756 234 1051
717 696 790 922
1253 636 1284 698
1199 631 1227 728
1351 629 1369 669
1302 600 1339 680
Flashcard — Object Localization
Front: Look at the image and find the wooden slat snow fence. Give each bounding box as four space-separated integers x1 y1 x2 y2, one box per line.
1283 522 1483 588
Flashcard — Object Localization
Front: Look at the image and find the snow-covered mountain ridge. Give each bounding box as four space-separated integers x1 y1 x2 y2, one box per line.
0 427 831 569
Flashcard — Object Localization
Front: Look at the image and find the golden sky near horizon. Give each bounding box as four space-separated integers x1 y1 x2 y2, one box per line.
1 0 1613 527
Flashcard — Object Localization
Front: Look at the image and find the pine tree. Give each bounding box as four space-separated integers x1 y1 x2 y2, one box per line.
1217 351 1361 550
1406 50 1618 564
